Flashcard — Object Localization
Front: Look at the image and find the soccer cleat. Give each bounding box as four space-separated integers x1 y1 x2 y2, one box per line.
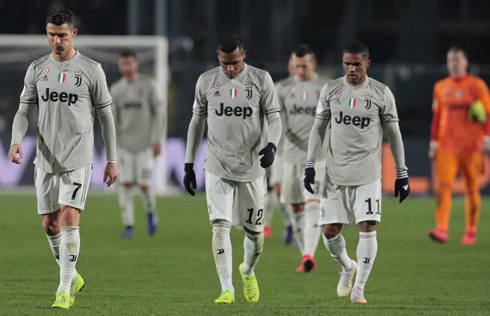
462 232 476 245
239 263 259 303
337 260 357 297
428 229 449 243
296 254 316 273
264 225 273 239
52 290 70 309
147 212 158 236
119 226 134 239
350 286 367 304
283 225 293 245
70 272 85 306
214 289 235 304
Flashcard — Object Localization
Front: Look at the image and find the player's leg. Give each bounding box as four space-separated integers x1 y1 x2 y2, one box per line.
205 172 235 304
350 179 382 304
429 150 458 242
460 152 482 245
238 175 266 303
279 200 294 244
118 148 135 238
53 165 91 308
137 148 158 235
319 180 356 297
262 167 274 238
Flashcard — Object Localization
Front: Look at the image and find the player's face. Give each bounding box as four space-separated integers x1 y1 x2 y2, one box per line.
291 54 316 81
46 23 77 60
217 48 246 79
118 56 139 78
342 53 370 85
447 51 468 78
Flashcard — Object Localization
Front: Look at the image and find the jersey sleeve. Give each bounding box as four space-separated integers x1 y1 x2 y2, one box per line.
476 78 490 112
19 63 38 106
90 63 113 108
315 83 331 121
260 73 281 115
149 80 165 144
432 83 441 113
380 86 399 123
192 75 208 115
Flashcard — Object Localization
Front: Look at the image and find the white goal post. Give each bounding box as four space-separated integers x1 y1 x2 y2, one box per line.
0 35 169 194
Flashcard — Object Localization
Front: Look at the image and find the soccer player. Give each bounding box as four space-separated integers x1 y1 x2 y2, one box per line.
427 46 490 245
183 33 281 304
8 8 118 309
275 44 330 272
305 41 410 304
110 51 164 239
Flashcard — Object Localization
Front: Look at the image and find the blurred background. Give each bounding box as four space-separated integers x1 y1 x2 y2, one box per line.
0 0 489 194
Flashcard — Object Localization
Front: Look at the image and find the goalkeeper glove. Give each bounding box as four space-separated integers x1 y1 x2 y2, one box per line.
258 142 277 168
183 163 197 196
394 170 410 203
303 161 316 194
467 100 487 123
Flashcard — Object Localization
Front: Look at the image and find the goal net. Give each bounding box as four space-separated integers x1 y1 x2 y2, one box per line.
0 35 170 194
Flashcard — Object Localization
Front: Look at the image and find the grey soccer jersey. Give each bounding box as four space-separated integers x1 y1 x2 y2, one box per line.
315 76 399 186
276 74 329 164
192 64 281 182
19 51 115 173
110 75 164 152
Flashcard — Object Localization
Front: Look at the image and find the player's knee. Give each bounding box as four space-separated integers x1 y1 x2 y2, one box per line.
291 203 304 213
358 221 376 232
122 182 133 188
139 185 149 192
322 224 340 239
212 219 231 234
42 216 60 235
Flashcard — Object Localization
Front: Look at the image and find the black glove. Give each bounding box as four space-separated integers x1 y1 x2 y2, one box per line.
183 163 197 196
304 163 316 194
258 142 277 168
394 171 410 203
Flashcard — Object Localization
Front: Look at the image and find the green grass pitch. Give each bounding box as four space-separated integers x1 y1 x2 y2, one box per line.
0 192 489 315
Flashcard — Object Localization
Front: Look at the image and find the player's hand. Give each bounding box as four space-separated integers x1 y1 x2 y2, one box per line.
273 183 281 196
8 144 23 164
153 143 161 157
103 162 119 187
304 162 316 194
258 143 277 168
394 171 410 203
183 163 197 196
428 141 437 160
482 136 490 154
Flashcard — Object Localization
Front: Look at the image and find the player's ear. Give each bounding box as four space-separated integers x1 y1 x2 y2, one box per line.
72 28 78 38
242 49 247 60
366 59 371 68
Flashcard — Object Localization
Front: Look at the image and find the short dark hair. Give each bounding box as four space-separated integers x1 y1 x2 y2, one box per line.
217 32 244 53
342 41 370 59
46 8 75 29
448 45 468 59
292 44 316 60
120 50 137 58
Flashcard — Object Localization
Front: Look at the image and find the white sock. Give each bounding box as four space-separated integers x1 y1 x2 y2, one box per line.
141 188 157 215
279 202 292 227
303 202 321 257
212 220 234 293
46 233 62 264
354 231 377 289
291 211 305 255
323 233 353 270
263 192 275 226
119 186 134 227
242 232 264 275
57 226 80 293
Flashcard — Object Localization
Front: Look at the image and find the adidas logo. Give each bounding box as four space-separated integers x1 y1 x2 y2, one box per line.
214 90 221 97
42 75 49 81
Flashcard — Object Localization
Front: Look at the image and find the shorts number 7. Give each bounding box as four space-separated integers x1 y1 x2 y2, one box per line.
72 182 82 200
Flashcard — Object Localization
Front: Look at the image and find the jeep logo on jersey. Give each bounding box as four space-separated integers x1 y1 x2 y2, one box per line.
289 104 316 116
215 103 252 119
41 88 78 106
334 111 370 129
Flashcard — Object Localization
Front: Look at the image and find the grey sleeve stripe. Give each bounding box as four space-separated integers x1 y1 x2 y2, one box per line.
96 101 113 109
264 109 281 115
19 100 37 104
315 115 330 120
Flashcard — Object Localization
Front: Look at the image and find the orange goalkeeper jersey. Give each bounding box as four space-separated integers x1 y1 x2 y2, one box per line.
431 74 490 154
